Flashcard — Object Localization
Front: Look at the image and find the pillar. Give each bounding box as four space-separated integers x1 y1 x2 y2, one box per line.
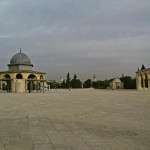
0 80 2 91
136 73 141 90
25 79 27 93
142 79 145 90
143 74 145 90
43 81 44 92
36 81 37 92
11 79 16 93
31 81 33 92
147 73 150 91
15 79 24 93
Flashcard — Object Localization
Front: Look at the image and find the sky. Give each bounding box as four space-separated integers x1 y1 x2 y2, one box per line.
0 0 150 81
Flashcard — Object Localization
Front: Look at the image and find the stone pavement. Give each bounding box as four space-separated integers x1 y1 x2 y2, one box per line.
0 89 150 150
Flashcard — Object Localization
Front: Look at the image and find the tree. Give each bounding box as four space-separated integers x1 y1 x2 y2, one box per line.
141 64 146 70
47 81 61 89
92 79 110 89
92 81 100 88
61 80 67 88
120 76 136 89
71 74 82 88
66 73 71 88
74 74 77 80
84 79 92 88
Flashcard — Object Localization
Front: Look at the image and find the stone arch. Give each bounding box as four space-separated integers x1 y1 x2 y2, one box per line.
40 75 44 80
136 69 150 91
4 74 11 79
28 74 37 79
3 74 11 92
27 74 37 92
16 74 23 79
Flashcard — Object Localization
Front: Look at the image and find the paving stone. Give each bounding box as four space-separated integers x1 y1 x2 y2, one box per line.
0 89 149 150
34 143 53 150
4 142 33 150
21 132 32 142
0 145 5 150
2 137 11 144
32 136 50 144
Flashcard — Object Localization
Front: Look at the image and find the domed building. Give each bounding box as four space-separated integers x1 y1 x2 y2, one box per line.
109 78 123 90
0 50 46 93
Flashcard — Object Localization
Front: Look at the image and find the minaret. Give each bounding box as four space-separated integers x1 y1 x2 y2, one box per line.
93 74 96 82
60 77 64 83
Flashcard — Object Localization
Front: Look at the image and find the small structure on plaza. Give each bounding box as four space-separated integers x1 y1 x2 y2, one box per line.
0 50 46 93
109 78 123 90
136 65 150 91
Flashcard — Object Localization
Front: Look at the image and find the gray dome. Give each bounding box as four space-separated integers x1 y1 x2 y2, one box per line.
10 52 32 65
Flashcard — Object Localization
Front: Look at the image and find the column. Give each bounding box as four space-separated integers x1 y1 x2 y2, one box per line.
36 81 38 93
31 81 33 92
136 73 140 90
148 79 150 90
143 74 145 90
36 81 38 92
11 79 16 93
143 79 145 90
0 80 2 91
43 81 44 92
25 79 27 93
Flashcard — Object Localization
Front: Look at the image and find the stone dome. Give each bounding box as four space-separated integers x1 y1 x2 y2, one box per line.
112 78 121 83
10 52 32 65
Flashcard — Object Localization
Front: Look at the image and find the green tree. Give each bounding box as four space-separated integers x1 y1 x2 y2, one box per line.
84 79 92 88
120 76 136 89
47 81 58 89
141 64 146 70
66 73 71 88
74 74 77 80
92 79 110 89
61 80 66 88
71 74 82 88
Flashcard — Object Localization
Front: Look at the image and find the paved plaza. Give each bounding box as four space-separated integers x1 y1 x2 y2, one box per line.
0 89 150 150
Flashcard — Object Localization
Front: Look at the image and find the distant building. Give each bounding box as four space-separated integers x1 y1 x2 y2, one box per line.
109 78 123 90
93 74 96 82
0 50 46 93
60 77 64 83
136 67 150 91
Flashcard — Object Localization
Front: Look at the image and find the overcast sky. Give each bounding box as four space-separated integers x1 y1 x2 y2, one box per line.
0 0 150 81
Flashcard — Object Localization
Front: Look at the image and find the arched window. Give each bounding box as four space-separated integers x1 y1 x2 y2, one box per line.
3 74 11 92
4 74 11 79
16 74 23 79
28 74 37 79
40 75 44 80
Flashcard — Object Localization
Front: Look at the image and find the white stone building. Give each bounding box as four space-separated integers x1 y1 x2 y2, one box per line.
0 50 46 93
109 78 123 90
136 68 150 91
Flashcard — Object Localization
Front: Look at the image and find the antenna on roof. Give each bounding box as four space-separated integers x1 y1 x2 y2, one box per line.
20 48 22 53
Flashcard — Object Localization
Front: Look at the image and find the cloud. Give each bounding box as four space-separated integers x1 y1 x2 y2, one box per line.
0 0 150 80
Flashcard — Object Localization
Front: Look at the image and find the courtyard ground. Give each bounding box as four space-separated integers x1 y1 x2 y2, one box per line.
0 89 150 150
